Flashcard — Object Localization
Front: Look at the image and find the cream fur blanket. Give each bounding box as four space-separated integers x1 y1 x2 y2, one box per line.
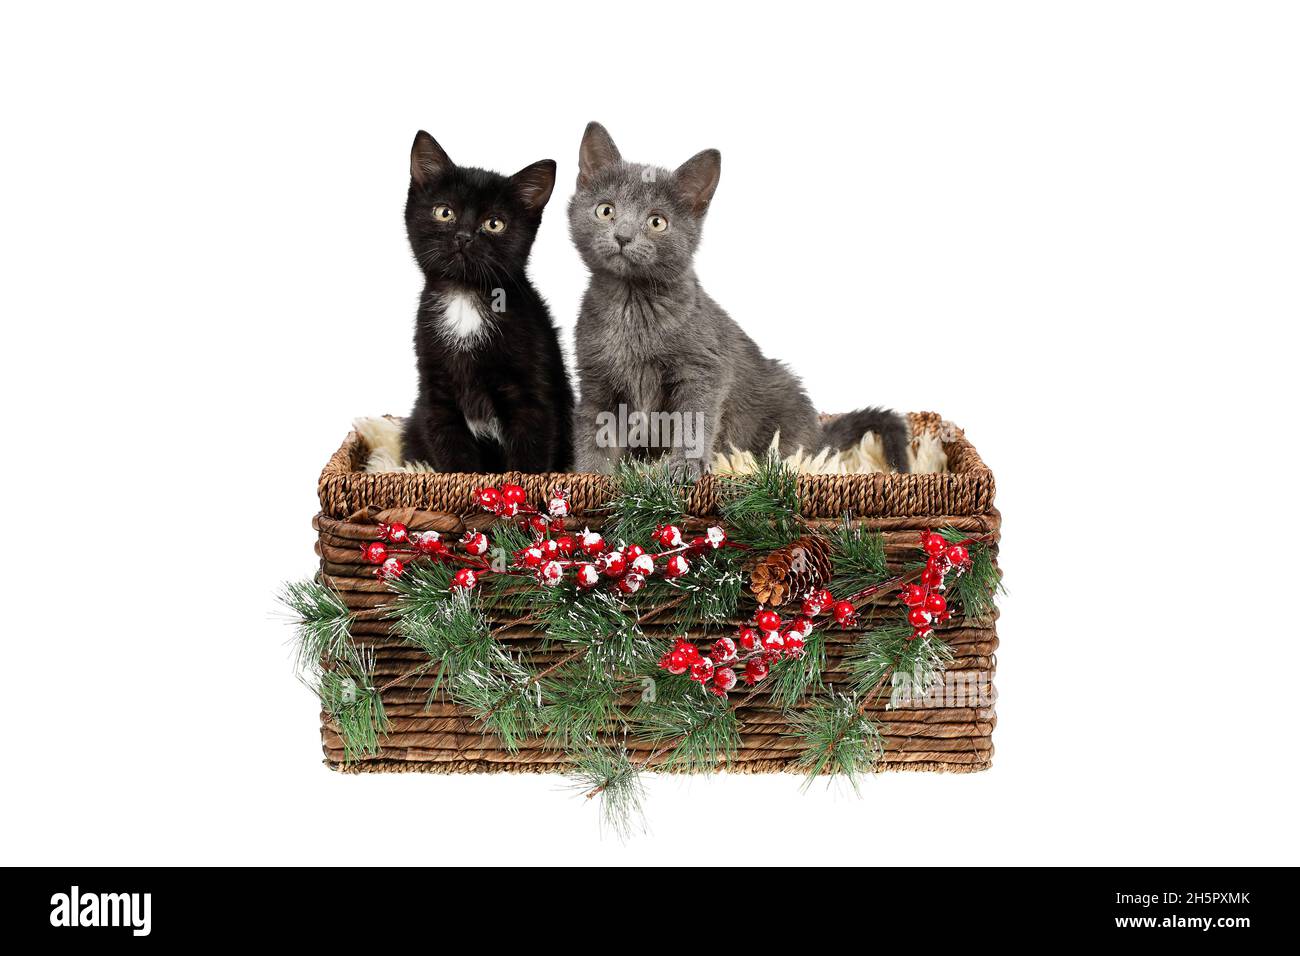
354 415 948 476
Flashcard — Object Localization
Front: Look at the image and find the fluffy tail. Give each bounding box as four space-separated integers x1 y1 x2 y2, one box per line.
819 407 911 473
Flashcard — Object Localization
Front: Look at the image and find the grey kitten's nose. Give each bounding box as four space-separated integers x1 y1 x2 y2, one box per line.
614 233 632 248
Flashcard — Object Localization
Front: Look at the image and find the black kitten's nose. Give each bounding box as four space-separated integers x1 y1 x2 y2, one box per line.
455 231 473 247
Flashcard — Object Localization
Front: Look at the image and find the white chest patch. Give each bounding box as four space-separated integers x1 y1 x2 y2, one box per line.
438 289 491 348
466 416 504 445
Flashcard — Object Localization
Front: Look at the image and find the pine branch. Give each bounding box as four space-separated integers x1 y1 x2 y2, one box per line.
828 519 889 596
939 527 1004 619
717 450 803 549
768 623 829 708
632 691 741 772
787 692 883 790
606 457 692 545
279 579 356 672
305 644 388 762
567 742 647 840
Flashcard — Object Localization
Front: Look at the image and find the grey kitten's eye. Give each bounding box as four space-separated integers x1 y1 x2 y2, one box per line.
432 204 456 222
594 202 616 220
646 213 668 232
482 216 506 234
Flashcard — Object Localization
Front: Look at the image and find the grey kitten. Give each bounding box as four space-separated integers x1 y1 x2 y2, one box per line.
568 122 910 477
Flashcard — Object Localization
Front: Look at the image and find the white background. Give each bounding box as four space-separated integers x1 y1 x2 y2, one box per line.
2 1 1296 865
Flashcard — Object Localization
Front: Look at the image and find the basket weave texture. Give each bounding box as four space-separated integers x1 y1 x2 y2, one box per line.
313 412 1000 775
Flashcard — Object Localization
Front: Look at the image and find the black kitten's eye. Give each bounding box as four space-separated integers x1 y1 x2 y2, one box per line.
432 204 456 222
482 216 506 234
646 213 668 233
594 202 616 220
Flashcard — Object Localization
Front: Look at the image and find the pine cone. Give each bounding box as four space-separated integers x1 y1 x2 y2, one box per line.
748 535 832 607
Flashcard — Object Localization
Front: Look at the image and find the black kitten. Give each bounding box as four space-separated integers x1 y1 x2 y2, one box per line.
401 131 574 472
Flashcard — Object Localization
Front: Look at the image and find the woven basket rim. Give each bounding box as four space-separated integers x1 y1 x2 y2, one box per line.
317 410 995 519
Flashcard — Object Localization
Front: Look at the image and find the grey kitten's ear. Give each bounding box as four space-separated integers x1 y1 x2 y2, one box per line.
411 130 453 186
509 159 557 212
672 149 721 216
578 122 621 188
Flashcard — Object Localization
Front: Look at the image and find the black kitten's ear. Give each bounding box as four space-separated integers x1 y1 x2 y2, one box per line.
411 130 453 186
578 122 621 188
672 149 721 216
509 159 557 212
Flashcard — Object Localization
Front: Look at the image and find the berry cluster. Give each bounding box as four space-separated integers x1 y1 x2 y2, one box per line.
899 531 972 640
659 587 861 698
360 520 493 583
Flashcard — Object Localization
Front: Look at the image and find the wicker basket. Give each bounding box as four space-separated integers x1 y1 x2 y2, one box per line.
313 412 1000 774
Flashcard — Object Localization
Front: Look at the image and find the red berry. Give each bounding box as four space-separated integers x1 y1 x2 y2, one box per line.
925 592 947 614
755 610 782 632
664 649 690 674
911 626 933 641
737 627 761 652
580 530 605 555
451 567 478 590
378 557 404 580
521 546 544 568
539 560 564 586
946 545 969 566
690 657 715 683
922 531 947 556
761 630 785 652
813 589 834 609
548 493 569 517
743 659 769 684
790 616 813 637
900 584 926 607
361 541 388 564
705 526 727 549
461 531 488 556
386 522 409 544
907 607 932 627
832 600 857 626
414 532 445 555
501 484 527 506
624 544 646 561
617 571 645 594
714 667 738 692
555 535 576 557
663 554 690 578
922 567 945 588
575 563 600 589
630 553 655 576
688 536 709 550
654 524 683 548
529 514 550 535
474 487 502 511
784 632 806 658
600 550 626 576
711 637 738 663
540 538 561 559
673 638 701 662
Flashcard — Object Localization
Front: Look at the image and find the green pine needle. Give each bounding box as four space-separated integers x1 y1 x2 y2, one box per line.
633 692 740 772
828 519 889 596
718 451 803 549
939 528 1004 620
768 624 829 708
606 457 693 546
279 579 356 672
566 743 647 841
309 646 388 762
787 692 883 790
